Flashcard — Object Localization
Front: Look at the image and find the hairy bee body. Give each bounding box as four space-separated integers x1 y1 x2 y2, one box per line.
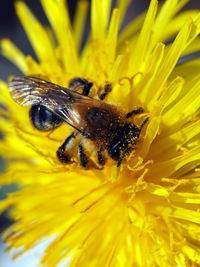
8 76 148 167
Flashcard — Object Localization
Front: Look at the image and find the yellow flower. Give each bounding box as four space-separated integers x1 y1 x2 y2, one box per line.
1 0 200 266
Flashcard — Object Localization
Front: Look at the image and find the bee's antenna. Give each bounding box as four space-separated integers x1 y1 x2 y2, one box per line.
117 147 132 167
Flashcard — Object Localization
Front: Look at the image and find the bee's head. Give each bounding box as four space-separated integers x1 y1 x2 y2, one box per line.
107 124 139 161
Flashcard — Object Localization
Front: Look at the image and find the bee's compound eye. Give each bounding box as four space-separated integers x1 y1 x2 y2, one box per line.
29 104 63 131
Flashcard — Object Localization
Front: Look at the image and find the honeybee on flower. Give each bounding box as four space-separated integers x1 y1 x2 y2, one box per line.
0 0 200 267
8 75 148 167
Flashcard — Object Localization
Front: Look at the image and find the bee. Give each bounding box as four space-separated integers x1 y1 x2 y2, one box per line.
8 75 148 168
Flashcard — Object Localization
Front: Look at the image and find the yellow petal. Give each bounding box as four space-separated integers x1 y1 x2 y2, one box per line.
106 8 120 62
116 0 132 27
147 19 196 109
0 39 27 73
128 0 158 75
40 0 80 74
117 12 146 50
73 0 89 51
15 1 58 65
162 75 200 127
151 0 190 48
91 0 112 40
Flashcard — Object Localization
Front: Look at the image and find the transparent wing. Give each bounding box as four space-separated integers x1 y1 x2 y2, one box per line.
8 75 83 107
8 75 98 134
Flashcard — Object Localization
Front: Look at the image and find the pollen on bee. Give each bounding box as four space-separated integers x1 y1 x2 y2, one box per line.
8 75 148 168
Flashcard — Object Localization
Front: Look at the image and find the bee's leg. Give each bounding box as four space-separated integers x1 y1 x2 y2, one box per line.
69 78 93 96
99 83 112 100
126 107 144 118
117 147 132 167
97 150 105 165
78 143 88 167
56 132 76 163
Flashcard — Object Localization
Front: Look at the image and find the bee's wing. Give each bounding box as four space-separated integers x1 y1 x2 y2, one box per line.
8 75 83 107
8 75 97 133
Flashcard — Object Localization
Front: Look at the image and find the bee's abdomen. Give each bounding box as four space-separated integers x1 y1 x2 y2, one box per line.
29 104 63 131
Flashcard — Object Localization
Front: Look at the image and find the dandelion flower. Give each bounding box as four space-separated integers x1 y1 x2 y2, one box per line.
1 0 200 266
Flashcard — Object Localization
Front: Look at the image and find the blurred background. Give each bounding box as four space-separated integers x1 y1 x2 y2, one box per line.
1 0 200 81
0 0 200 266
